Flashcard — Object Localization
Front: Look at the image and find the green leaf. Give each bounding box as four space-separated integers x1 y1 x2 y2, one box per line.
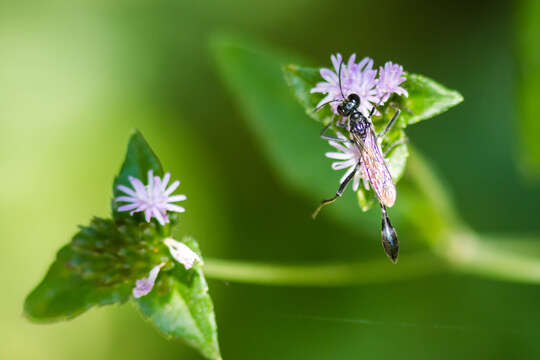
24 217 162 321
112 129 164 219
518 0 540 175
26 130 221 359
136 237 221 360
211 36 378 231
212 35 462 235
282 65 335 125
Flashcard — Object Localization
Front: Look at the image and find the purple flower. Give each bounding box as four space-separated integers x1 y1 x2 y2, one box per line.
311 53 379 114
325 132 369 192
133 263 165 298
376 61 408 102
116 170 186 226
348 57 380 116
311 55 408 116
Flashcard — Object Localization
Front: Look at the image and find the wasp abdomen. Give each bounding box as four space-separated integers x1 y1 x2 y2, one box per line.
381 210 399 263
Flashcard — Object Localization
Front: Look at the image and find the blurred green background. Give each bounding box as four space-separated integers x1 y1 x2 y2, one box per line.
2 0 540 359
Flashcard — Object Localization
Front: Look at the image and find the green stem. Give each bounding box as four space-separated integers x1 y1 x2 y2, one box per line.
203 253 444 286
443 231 540 284
407 148 540 284
201 149 540 287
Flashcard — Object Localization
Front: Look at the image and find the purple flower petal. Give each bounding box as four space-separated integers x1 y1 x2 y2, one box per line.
114 172 187 226
132 263 165 298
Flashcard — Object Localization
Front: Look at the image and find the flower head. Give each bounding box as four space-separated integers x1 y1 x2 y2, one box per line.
311 54 379 114
311 54 408 115
325 132 366 192
133 262 165 298
164 238 201 270
116 170 186 226
348 57 380 115
376 61 408 102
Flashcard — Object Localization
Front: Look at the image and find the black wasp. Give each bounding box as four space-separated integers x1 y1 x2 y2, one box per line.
313 62 404 263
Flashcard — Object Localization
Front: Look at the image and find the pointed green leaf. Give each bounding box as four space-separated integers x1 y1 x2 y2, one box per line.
393 73 464 126
24 217 162 321
212 36 461 222
112 130 163 219
211 36 377 228
136 237 221 360
517 0 540 175
26 130 221 359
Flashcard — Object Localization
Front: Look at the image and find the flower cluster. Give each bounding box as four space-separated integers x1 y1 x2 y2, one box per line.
325 132 370 193
115 171 200 299
116 170 186 226
311 53 407 116
313 54 407 194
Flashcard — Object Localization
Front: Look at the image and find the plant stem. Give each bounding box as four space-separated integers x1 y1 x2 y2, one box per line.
203 253 445 286
407 148 540 284
443 231 540 284
202 150 540 287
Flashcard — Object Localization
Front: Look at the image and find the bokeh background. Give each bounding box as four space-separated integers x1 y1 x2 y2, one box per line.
2 0 540 359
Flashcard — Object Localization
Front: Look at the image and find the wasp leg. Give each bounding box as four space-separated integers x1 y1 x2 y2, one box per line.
383 137 409 157
378 108 401 139
389 101 412 114
320 116 353 143
312 163 360 219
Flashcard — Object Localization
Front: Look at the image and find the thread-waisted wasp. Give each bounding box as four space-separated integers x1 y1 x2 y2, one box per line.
312 62 402 263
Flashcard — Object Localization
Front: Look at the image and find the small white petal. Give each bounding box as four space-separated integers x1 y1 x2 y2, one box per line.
117 185 137 197
165 204 185 213
164 180 180 196
352 174 360 191
118 203 139 212
161 172 171 191
132 263 165 298
153 208 166 226
144 209 152 223
129 176 146 195
147 170 154 190
325 152 352 160
167 194 187 202
164 238 201 269
332 159 356 170
115 196 137 203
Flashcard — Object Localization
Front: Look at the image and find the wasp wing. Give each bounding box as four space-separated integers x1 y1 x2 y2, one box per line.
352 129 396 207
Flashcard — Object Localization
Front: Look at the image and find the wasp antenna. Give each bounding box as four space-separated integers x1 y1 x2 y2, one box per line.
337 60 345 99
368 97 385 118
314 99 340 112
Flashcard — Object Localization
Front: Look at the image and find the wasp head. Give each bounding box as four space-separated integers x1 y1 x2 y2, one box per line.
337 93 360 116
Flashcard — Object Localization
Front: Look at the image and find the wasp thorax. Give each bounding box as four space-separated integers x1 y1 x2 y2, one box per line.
350 116 368 137
381 211 399 263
